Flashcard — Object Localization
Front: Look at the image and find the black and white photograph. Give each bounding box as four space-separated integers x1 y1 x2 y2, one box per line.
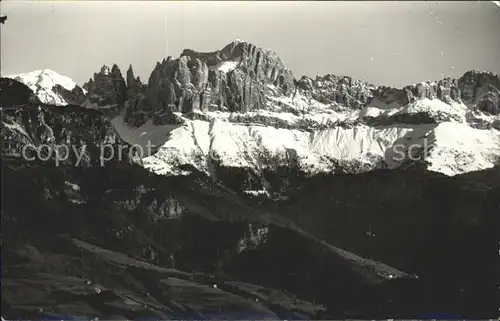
1 1 499 319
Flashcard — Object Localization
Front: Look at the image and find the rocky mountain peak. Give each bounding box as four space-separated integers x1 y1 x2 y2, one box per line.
126 64 144 97
124 40 296 127
100 65 111 75
4 69 86 106
177 40 294 92
295 74 374 109
110 64 123 77
84 64 128 107
457 70 500 114
126 65 135 83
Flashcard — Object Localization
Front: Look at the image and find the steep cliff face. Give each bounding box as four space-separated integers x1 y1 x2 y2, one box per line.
295 74 374 109
122 40 295 127
83 64 129 108
458 70 500 115
369 79 462 108
126 64 146 97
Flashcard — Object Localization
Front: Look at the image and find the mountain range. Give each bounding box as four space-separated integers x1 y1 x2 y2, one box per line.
1 40 499 319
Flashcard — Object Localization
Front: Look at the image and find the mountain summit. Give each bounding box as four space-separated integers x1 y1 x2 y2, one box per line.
6 69 87 106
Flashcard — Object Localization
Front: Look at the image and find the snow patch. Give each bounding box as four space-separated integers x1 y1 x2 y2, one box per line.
142 117 414 176
215 61 239 73
395 98 468 122
243 189 270 197
384 122 500 175
359 106 387 118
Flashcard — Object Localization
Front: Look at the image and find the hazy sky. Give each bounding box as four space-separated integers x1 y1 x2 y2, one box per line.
1 1 499 87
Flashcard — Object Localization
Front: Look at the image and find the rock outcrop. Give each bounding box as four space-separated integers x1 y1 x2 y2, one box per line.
0 77 40 107
126 65 145 97
83 64 128 107
52 83 87 106
458 70 500 115
296 74 373 109
369 72 500 115
124 40 295 127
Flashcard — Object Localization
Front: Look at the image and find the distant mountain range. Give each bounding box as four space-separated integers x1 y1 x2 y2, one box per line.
5 40 500 196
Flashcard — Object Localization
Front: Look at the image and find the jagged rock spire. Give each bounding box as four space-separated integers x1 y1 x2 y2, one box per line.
126 65 135 87
83 64 127 107
126 64 144 97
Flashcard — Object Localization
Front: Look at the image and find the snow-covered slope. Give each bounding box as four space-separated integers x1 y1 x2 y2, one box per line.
6 69 86 106
139 105 500 179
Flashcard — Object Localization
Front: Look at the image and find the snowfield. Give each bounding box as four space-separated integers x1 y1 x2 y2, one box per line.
137 112 500 178
6 69 85 106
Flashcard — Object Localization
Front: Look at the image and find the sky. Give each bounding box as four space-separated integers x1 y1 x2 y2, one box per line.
1 1 499 88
